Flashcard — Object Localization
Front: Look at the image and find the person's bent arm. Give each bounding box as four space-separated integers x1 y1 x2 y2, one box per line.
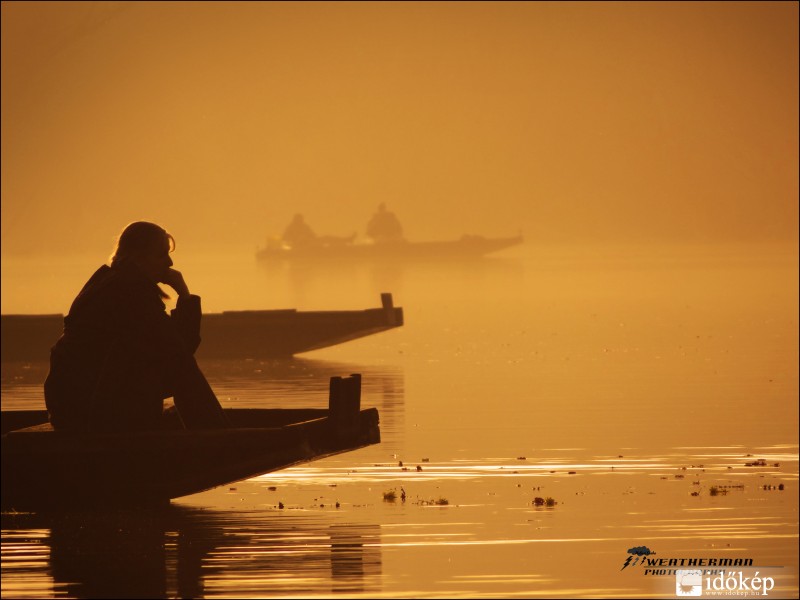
159 268 190 298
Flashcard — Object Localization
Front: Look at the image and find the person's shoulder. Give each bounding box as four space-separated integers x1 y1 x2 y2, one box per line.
105 264 164 303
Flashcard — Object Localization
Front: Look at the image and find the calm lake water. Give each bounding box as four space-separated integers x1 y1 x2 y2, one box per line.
2 242 798 598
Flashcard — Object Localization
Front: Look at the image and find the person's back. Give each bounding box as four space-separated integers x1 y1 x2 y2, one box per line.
366 203 404 243
282 214 318 247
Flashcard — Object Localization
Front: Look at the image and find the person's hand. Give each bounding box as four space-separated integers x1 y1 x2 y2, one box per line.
159 268 190 298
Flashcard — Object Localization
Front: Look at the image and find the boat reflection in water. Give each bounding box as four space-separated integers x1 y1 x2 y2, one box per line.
2 506 382 598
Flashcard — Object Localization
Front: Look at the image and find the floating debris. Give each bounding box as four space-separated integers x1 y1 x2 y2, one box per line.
383 489 397 502
418 497 450 506
416 465 423 472
335 501 340 508
532 497 557 507
517 456 526 460
422 458 430 462
762 484 786 491
710 486 728 496
567 471 577 475
278 502 284 509
745 459 768 467
267 486 277 491
691 491 700 497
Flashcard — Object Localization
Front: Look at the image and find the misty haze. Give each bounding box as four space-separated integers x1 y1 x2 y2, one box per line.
1 3 797 599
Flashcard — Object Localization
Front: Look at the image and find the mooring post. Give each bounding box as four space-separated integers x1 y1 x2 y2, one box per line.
347 373 362 409
329 374 361 430
381 293 397 326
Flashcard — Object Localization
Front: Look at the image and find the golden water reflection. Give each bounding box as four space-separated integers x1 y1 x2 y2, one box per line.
1 507 382 599
1 446 797 599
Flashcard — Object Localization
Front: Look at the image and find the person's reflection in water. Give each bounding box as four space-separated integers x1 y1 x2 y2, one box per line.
47 506 214 599
174 508 219 599
34 506 385 598
48 510 167 599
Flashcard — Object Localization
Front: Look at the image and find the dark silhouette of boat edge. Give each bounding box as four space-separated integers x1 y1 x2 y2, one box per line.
1 294 403 362
1 375 379 510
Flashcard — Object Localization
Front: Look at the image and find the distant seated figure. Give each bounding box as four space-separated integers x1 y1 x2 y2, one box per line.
366 203 404 243
44 221 229 432
281 214 318 248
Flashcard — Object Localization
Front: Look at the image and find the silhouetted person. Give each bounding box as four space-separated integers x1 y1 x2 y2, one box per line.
44 221 229 432
366 203 404 243
282 213 318 248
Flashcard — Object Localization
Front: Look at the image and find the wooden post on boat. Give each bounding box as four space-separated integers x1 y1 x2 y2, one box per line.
329 373 361 432
381 293 397 326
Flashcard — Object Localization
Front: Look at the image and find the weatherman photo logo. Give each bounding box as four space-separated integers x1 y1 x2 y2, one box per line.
619 545 780 597
620 545 755 575
621 546 655 570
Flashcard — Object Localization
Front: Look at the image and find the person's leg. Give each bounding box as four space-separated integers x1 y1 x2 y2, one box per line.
171 355 229 429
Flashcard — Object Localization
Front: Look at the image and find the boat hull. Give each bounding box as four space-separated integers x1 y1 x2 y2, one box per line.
2 406 379 510
1 295 403 362
256 234 524 262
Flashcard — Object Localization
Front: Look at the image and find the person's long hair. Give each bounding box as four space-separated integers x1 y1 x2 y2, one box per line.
110 221 175 298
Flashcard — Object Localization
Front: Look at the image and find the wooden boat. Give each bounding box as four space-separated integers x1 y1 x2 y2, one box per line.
256 234 524 262
1 374 379 510
1 293 403 363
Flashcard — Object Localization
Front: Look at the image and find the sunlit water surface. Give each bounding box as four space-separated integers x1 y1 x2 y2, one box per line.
2 243 798 598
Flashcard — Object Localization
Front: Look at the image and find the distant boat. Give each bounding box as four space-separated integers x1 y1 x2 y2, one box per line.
256 234 524 262
1 294 403 363
1 374 380 509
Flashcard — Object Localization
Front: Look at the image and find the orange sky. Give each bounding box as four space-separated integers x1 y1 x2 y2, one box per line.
1 1 798 255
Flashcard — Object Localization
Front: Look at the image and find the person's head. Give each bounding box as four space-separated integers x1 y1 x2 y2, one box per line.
110 221 175 283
